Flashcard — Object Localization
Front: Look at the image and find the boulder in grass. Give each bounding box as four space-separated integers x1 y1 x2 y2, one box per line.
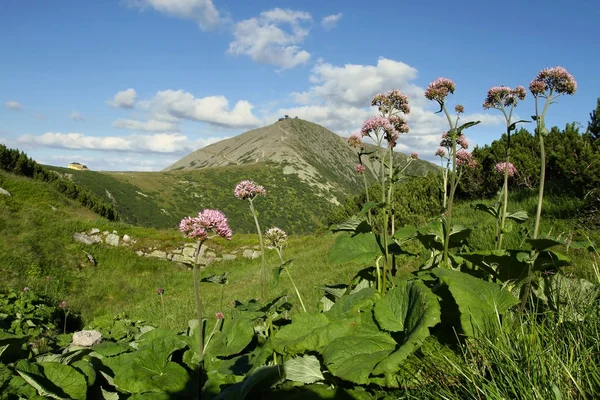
0 187 11 197
72 330 102 347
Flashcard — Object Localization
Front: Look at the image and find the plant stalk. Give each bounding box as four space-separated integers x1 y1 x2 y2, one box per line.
193 241 205 356
277 250 307 312
249 199 267 299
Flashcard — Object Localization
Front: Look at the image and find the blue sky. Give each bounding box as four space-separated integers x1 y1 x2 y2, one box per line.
1 0 598 171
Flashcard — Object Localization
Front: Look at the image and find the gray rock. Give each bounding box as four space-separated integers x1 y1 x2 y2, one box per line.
89 228 100 235
252 250 262 259
183 245 205 258
136 250 145 256
214 257 222 262
72 330 102 347
147 250 167 259
112 230 118 234
0 187 11 197
122 234 131 242
73 232 101 245
171 254 193 264
102 231 109 235
171 248 183 255
242 249 254 258
222 254 237 261
105 233 120 247
206 251 217 259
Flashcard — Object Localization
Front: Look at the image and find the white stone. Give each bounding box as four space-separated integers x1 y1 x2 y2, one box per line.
148 250 167 259
222 254 237 261
252 251 262 259
242 249 254 258
122 234 131 242
72 330 102 347
105 233 120 246
73 232 101 245
89 228 100 235
0 187 11 197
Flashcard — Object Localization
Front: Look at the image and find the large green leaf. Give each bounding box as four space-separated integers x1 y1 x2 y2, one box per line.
272 313 339 355
371 281 441 375
329 232 382 265
326 287 377 319
106 336 190 394
456 249 529 282
214 365 283 400
15 360 88 400
322 330 396 385
432 268 519 337
284 355 324 384
0 363 12 390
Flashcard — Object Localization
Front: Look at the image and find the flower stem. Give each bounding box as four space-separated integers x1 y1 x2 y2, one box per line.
193 241 205 356
203 318 222 355
497 135 511 249
362 172 372 225
277 250 306 312
160 294 165 319
249 200 267 299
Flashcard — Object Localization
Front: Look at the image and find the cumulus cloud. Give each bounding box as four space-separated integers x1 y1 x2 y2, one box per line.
17 132 223 155
147 89 262 128
36 153 179 172
112 118 179 132
4 101 22 111
321 13 342 30
126 0 225 31
271 57 505 158
70 111 85 121
106 88 137 109
228 8 312 69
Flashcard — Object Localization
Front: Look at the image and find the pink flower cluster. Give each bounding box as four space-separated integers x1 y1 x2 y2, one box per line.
179 209 233 241
347 133 362 148
435 147 446 157
424 77 456 103
495 162 518 177
483 86 527 109
355 164 366 174
234 180 266 200
456 149 477 168
410 152 419 160
455 104 464 114
265 227 288 248
439 132 469 150
360 116 402 147
371 89 411 115
529 66 577 97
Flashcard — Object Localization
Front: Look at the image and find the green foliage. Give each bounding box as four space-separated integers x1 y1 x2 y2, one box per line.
0 145 118 221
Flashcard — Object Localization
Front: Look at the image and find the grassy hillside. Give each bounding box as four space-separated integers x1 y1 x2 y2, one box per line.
2 169 598 330
46 162 339 233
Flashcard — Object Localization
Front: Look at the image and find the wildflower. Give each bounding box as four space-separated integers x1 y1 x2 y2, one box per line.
456 134 469 149
23 287 30 292
455 105 464 114
456 149 477 168
495 162 518 177
360 116 395 139
234 180 266 200
424 77 456 103
180 209 232 241
388 115 409 134
265 227 288 249
371 90 411 115
215 312 224 320
483 86 527 109
435 147 446 157
58 301 67 309
355 164 366 174
529 66 577 97
347 133 362 148
410 152 419 160
156 288 165 295
440 132 452 149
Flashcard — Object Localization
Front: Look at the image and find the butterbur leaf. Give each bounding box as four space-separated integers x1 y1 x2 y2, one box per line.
16 360 88 400
360 201 380 214
215 365 284 400
372 281 441 375
284 355 324 384
329 232 382 265
322 330 396 384
432 268 519 337
534 250 570 272
330 216 371 233
272 266 284 286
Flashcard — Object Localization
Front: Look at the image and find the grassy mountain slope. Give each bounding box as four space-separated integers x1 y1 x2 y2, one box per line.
47 118 436 233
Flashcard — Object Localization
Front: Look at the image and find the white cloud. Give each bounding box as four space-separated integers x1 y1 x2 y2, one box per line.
106 88 137 109
321 13 342 30
228 8 312 69
126 0 225 31
36 153 180 172
4 101 22 111
70 111 85 121
17 132 223 155
271 58 505 159
148 89 262 128
112 118 179 132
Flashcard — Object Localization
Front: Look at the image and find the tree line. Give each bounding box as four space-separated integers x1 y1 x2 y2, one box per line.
0 145 119 221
